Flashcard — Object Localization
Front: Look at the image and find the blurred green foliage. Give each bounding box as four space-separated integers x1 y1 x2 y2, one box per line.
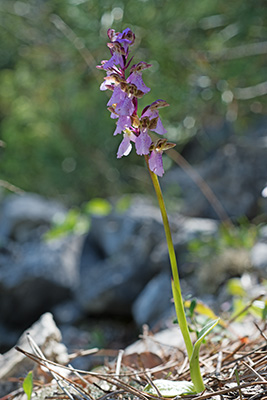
44 197 112 239
0 0 266 204
227 277 267 321
188 218 259 259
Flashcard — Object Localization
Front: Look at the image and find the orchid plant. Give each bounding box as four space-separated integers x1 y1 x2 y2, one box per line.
98 27 219 395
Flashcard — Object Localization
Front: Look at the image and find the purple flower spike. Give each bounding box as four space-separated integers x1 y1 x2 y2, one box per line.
98 28 173 177
149 150 164 177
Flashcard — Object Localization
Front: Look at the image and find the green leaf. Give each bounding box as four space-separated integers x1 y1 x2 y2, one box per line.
184 299 225 326
144 379 196 397
23 370 33 400
190 319 220 392
231 298 247 321
115 195 132 213
262 301 267 320
84 198 112 216
189 298 197 317
227 278 246 297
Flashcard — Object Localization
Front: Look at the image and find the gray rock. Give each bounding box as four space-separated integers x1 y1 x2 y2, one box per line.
0 323 20 353
165 138 267 219
89 198 165 258
250 242 267 276
76 251 156 316
124 326 187 356
150 216 219 276
258 225 267 240
0 312 68 397
0 193 66 243
132 272 173 328
52 300 84 326
0 235 84 325
193 247 252 295
76 199 166 316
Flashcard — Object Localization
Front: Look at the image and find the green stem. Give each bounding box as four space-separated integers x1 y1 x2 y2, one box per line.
145 156 193 359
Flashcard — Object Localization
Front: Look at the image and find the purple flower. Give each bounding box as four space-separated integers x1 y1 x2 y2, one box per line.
107 85 125 107
116 95 135 116
127 62 151 94
100 29 135 70
142 100 169 135
98 28 174 177
107 28 135 52
114 115 132 135
148 139 176 177
149 149 164 177
107 82 143 117
114 28 135 52
102 53 123 70
135 131 152 155
117 130 136 158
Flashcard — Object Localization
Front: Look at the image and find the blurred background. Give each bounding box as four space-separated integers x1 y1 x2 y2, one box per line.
1 0 266 205
0 0 267 366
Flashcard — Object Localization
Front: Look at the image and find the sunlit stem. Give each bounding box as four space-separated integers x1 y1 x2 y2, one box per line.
145 156 207 392
145 156 193 359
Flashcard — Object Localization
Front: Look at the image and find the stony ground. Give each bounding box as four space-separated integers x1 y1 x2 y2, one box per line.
4 314 267 400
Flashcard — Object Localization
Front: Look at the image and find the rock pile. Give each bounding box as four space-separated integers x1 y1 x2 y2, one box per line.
0 189 266 356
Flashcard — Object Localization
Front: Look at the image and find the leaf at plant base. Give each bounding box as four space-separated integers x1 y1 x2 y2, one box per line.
23 370 33 400
189 318 220 393
144 379 196 397
194 318 220 352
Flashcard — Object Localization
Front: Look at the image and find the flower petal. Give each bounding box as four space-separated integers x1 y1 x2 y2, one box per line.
149 150 164 177
116 96 135 116
127 73 150 94
114 115 132 135
135 132 152 155
117 134 132 158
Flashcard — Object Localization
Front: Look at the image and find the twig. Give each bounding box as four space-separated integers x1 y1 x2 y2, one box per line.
215 351 222 377
254 322 267 342
221 342 246 364
26 334 75 400
15 346 174 378
68 364 95 400
68 348 99 361
228 294 265 324
143 373 162 397
50 14 99 81
234 80 267 100
0 179 24 194
184 381 267 400
243 361 265 382
166 147 233 227
112 349 124 390
234 366 243 400
207 41 267 61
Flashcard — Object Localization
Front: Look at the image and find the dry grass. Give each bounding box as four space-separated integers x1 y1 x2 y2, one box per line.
4 319 267 400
